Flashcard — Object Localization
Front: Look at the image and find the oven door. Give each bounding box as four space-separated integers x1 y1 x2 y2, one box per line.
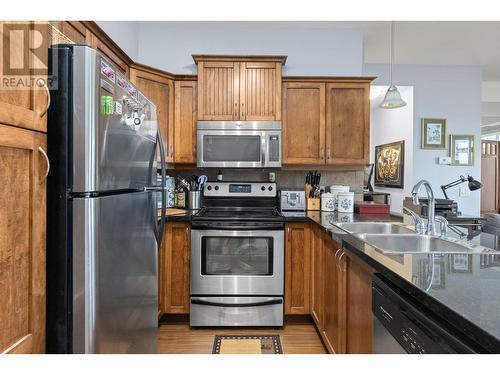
191 229 284 295
197 130 264 168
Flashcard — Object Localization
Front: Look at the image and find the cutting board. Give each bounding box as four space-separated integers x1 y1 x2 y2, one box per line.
157 208 188 217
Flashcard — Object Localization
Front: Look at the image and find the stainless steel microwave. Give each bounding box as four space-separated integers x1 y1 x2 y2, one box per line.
196 121 282 168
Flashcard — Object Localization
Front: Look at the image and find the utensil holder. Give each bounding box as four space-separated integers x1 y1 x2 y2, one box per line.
188 191 201 210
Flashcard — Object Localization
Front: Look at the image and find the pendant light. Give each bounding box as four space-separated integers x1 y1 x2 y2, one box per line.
380 21 407 109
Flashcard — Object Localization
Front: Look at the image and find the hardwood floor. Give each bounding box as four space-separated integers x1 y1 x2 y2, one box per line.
157 319 327 354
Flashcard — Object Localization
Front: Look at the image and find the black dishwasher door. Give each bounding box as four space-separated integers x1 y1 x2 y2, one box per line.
372 274 476 354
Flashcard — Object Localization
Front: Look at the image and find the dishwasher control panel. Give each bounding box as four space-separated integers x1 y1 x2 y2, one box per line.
372 274 476 354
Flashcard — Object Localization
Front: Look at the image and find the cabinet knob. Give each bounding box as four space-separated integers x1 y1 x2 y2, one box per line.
320 148 325 158
326 148 331 159
241 102 245 118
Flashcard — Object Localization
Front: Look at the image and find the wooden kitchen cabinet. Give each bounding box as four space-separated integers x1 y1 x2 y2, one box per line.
321 232 344 354
0 124 47 353
342 249 375 354
481 140 499 213
281 77 372 166
325 81 370 165
194 55 286 121
49 21 89 44
85 23 131 77
174 78 198 163
159 222 191 314
238 61 282 120
282 82 326 164
310 225 324 328
0 21 49 133
130 64 175 163
284 223 311 315
309 223 375 354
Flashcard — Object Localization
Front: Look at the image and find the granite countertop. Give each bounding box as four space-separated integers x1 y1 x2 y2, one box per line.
304 211 500 353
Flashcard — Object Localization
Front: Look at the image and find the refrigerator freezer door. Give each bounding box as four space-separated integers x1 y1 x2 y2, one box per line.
72 191 158 353
71 46 158 193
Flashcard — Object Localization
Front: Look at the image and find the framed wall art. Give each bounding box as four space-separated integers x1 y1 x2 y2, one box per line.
421 118 447 149
450 134 475 166
374 140 405 188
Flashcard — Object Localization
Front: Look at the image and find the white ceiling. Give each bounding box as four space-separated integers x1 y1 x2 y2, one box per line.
341 21 500 81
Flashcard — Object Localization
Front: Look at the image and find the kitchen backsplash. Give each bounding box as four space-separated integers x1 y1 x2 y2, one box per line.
166 169 364 191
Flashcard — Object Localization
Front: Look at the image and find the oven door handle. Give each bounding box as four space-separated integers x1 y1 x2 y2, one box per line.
191 298 283 308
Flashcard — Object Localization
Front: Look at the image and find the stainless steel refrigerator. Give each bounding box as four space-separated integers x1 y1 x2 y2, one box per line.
46 45 166 354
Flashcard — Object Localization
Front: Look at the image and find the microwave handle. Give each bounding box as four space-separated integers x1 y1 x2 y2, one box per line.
261 136 266 167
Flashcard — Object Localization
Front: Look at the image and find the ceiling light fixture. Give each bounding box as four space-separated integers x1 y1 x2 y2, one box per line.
380 21 407 109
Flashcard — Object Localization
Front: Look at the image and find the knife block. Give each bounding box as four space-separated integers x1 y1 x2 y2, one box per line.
305 184 320 211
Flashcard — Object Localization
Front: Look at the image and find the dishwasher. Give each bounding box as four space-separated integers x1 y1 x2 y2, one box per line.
372 274 477 354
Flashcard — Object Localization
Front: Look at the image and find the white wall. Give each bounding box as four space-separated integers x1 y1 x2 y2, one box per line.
135 22 363 75
370 86 414 214
96 21 139 61
364 64 483 215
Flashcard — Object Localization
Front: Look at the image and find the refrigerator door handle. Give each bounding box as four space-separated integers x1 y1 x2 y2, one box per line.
156 128 167 248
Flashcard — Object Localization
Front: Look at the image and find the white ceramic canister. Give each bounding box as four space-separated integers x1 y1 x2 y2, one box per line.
337 191 355 213
321 192 336 212
330 186 350 211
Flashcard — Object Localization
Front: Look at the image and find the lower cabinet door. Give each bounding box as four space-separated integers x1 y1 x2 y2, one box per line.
0 124 47 353
310 225 324 328
284 223 311 314
160 222 191 314
344 250 375 354
321 234 343 354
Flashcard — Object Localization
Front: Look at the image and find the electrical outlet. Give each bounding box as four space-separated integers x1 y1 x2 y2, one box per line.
459 186 470 197
438 156 452 165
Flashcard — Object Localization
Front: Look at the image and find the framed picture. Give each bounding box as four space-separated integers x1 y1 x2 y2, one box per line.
374 141 405 188
448 254 473 273
421 118 447 149
449 134 475 166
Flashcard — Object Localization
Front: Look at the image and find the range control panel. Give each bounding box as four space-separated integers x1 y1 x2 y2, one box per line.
203 182 277 198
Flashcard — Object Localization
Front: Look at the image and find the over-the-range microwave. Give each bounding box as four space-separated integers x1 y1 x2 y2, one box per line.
196 121 282 168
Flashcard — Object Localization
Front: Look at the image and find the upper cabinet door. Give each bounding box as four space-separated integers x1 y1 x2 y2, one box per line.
282 82 325 164
130 67 175 162
174 80 197 163
325 82 370 165
239 62 282 121
0 21 49 133
197 61 240 121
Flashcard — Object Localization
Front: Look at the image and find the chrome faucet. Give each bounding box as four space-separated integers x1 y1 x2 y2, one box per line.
411 180 436 235
402 207 425 234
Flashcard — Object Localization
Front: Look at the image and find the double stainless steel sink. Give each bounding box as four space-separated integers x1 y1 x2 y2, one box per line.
335 222 482 254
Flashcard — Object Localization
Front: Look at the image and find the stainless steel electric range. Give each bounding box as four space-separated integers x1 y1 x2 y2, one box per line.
190 182 284 327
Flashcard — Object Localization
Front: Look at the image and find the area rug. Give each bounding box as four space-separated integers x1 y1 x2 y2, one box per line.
212 335 283 354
